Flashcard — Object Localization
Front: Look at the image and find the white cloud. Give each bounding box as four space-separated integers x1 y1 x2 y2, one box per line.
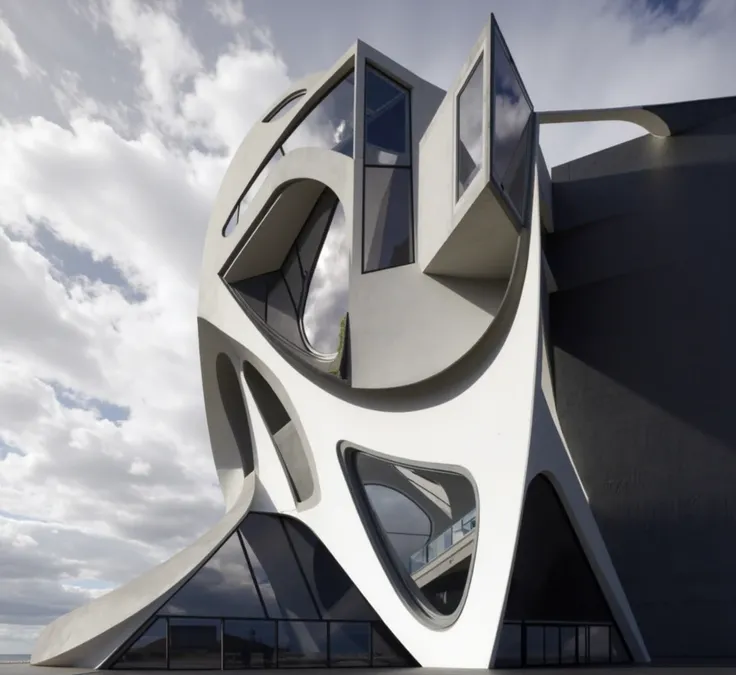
0 0 291 654
207 0 247 28
0 10 43 79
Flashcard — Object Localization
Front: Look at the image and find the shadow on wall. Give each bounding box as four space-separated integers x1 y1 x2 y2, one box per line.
546 120 736 661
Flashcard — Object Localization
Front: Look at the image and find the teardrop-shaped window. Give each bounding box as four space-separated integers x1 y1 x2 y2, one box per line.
301 201 349 357
348 449 477 618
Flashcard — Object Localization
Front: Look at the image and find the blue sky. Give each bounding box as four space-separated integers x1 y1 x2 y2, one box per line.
0 0 734 655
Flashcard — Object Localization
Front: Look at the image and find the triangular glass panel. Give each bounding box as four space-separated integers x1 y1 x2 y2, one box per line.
496 474 631 667
282 516 378 620
230 271 280 323
282 72 355 157
112 617 167 669
159 531 265 618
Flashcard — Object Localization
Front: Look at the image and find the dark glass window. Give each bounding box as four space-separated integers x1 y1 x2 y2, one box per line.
364 66 410 167
296 190 338 276
364 485 430 572
525 626 544 666
265 91 306 123
283 73 355 158
589 625 611 663
283 250 303 308
114 514 415 670
264 278 302 347
215 354 255 475
230 271 279 323
223 204 239 237
560 625 577 664
330 622 371 667
239 514 320 620
371 623 413 667
278 620 328 668
159 532 265 618
611 626 630 663
362 66 413 273
223 619 277 669
113 617 167 669
495 622 522 668
491 25 533 223
350 450 476 616
226 185 348 369
283 518 378 621
363 167 413 272
456 58 484 199
544 625 560 664
168 618 221 670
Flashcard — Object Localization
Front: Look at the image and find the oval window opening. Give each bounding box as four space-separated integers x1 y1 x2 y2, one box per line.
302 201 349 357
264 90 306 123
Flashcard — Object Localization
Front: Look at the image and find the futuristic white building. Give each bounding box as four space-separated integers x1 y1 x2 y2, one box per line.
30 13 736 671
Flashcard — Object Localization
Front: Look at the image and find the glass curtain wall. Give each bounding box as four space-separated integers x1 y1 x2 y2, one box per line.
111 514 414 670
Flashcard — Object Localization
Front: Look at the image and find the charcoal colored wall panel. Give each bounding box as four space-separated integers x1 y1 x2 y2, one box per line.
548 107 736 662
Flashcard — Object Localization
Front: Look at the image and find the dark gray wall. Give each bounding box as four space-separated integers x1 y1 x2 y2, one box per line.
547 105 736 663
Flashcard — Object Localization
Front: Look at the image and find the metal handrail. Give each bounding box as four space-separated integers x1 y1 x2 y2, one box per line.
408 508 477 574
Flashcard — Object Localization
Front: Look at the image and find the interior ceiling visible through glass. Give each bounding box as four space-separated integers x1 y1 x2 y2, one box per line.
228 184 349 373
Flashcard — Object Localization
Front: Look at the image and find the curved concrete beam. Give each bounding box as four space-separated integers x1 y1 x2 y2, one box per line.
538 106 671 137
31 475 256 668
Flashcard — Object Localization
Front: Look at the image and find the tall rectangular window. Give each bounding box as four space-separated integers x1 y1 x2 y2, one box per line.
362 65 414 272
456 57 484 200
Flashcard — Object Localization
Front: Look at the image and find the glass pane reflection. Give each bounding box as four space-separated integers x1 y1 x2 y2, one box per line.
302 202 350 356
277 621 328 668
223 619 277 669
283 74 355 158
457 58 484 199
371 623 413 667
363 167 413 272
330 622 371 667
266 92 305 123
491 26 533 222
364 66 410 166
159 533 265 619
168 618 221 670
114 618 167 669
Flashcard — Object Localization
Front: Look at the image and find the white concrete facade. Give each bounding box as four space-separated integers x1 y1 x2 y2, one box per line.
31 14 654 671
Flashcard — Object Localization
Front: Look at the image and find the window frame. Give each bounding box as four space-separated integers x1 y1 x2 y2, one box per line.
360 61 415 275
489 16 536 229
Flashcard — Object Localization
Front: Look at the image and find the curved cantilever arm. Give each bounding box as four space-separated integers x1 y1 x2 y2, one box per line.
31 474 256 668
538 106 671 137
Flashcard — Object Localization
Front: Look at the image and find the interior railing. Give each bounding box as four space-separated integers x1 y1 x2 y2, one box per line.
408 508 477 575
